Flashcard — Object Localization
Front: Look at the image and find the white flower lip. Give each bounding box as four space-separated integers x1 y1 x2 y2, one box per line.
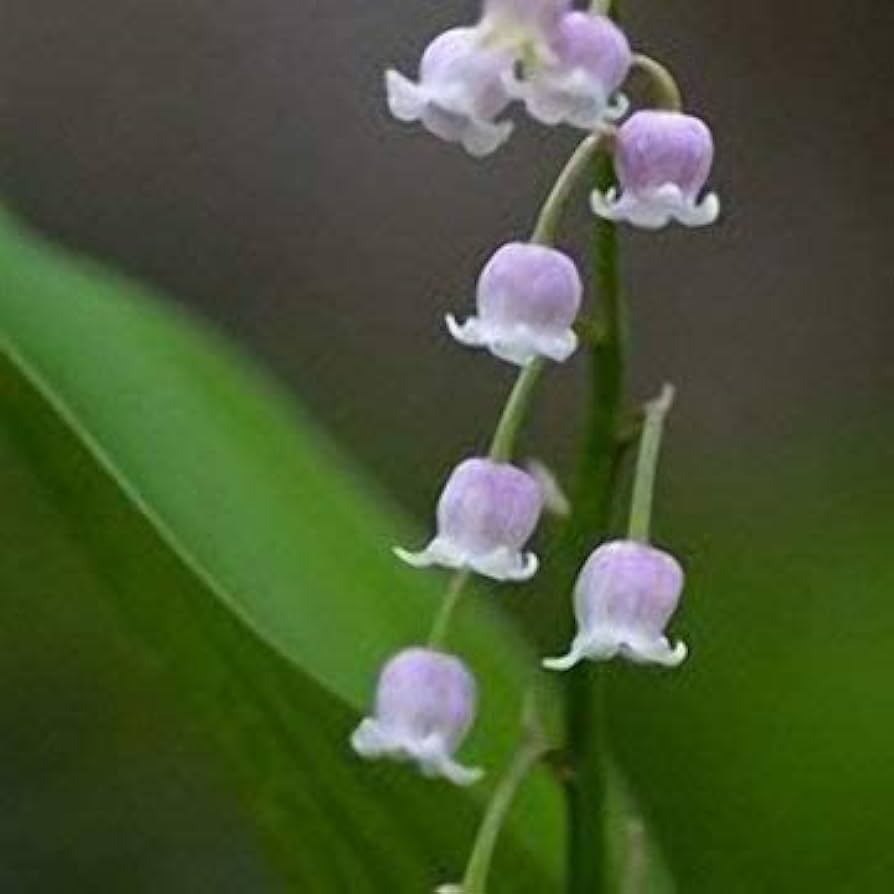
394 537 539 581
542 630 687 670
591 183 720 230
506 67 629 129
351 718 483 786
446 314 578 366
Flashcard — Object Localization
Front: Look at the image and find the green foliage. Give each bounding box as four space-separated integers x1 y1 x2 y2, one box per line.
3 206 893 892
0 209 563 891
611 443 894 892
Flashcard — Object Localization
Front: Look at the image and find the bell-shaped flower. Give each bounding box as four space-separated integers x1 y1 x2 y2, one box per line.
508 12 631 130
385 1 574 155
395 457 542 581
543 539 687 670
447 242 582 366
591 110 720 229
351 647 483 785
386 27 516 157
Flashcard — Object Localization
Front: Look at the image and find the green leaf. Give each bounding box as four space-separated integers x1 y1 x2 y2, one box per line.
611 444 894 891
0 208 563 890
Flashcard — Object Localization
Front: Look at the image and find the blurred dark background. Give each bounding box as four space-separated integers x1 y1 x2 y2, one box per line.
2 0 893 891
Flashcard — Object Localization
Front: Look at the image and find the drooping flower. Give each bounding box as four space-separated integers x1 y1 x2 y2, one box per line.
446 242 582 366
395 457 542 581
507 12 632 130
543 539 688 670
385 27 516 157
385 0 573 155
591 110 720 229
351 647 483 785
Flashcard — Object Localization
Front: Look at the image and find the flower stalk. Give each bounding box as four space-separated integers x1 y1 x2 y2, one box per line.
630 53 683 112
562 146 626 894
454 732 549 893
627 384 675 542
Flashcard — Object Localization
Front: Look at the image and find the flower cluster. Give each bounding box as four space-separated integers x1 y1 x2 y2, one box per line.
385 0 718 230
387 0 631 156
353 0 718 789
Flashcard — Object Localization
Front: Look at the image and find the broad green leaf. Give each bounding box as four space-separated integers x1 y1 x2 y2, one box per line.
610 443 894 892
0 208 563 890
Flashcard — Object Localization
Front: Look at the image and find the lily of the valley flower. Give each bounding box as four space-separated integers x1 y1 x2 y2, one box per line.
591 110 720 228
507 11 632 130
543 539 688 670
447 242 582 366
385 0 576 155
351 647 483 786
395 457 542 581
386 27 516 157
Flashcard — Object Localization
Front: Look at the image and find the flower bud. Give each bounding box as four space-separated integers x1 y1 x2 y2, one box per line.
591 110 720 229
351 647 483 785
543 539 687 670
385 27 515 157
447 242 582 366
508 12 631 130
395 457 542 581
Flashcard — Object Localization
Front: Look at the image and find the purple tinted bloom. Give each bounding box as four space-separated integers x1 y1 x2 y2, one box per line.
508 12 632 129
447 242 582 366
351 647 483 785
386 27 515 157
592 110 720 229
543 539 687 669
395 458 543 581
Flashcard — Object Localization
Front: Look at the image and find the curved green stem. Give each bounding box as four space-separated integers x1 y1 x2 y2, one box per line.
532 134 605 246
631 53 683 112
427 570 471 649
487 358 546 462
456 734 548 893
627 384 675 542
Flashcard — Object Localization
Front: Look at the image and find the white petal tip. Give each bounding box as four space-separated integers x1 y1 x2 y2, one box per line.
461 120 514 158
385 69 424 122
590 188 620 222
438 760 485 787
692 193 720 226
445 314 483 347
476 550 539 581
542 652 581 672
393 545 434 568
624 636 688 667
663 641 689 667
350 718 386 758
605 92 630 122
